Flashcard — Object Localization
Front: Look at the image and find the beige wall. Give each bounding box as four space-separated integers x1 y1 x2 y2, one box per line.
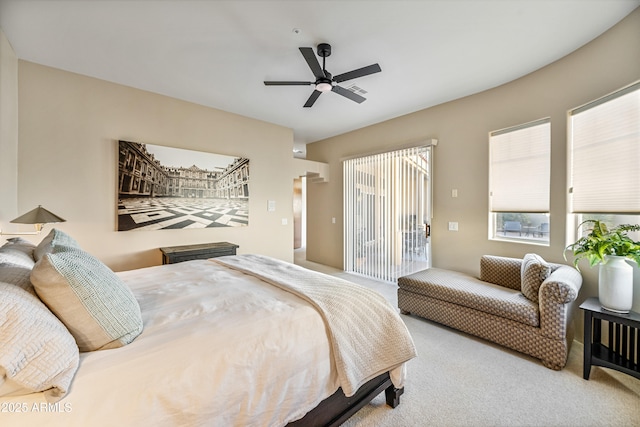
14 61 296 271
0 29 18 236
306 8 640 315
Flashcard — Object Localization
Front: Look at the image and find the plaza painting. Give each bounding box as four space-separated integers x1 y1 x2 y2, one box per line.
117 140 249 231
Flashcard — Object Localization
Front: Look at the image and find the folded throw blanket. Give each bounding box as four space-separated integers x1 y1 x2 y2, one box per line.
213 254 417 396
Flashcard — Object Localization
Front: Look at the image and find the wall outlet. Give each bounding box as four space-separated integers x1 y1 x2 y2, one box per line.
448 222 458 231
451 189 458 198
281 218 288 225
332 217 336 224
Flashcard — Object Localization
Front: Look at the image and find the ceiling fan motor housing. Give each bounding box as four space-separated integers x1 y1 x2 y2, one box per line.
317 43 331 58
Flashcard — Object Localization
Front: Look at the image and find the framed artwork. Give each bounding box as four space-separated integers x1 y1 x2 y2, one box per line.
117 140 249 231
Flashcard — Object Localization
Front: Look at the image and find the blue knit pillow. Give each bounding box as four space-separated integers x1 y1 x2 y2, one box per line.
31 245 143 352
34 228 80 262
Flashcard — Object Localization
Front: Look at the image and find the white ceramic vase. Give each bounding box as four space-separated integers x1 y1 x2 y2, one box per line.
598 255 633 313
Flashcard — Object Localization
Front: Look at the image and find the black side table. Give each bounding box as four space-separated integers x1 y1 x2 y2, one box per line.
580 297 640 380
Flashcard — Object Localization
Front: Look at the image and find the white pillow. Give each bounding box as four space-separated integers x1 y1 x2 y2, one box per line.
4 237 36 256
0 245 35 269
0 282 79 402
0 264 36 295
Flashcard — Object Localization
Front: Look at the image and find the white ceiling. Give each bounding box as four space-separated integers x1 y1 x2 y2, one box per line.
1 0 638 154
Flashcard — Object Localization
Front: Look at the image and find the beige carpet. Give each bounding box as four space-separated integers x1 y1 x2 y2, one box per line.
295 252 640 427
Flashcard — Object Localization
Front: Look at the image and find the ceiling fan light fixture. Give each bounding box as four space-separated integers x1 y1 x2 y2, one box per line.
315 82 333 92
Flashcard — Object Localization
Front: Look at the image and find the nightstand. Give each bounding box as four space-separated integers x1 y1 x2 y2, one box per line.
580 297 640 380
160 242 239 264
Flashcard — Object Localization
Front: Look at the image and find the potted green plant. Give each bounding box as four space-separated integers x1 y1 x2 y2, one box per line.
565 219 640 313
565 220 640 268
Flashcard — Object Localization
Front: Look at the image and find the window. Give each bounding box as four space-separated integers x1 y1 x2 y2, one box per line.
572 214 640 244
489 118 551 244
568 81 640 240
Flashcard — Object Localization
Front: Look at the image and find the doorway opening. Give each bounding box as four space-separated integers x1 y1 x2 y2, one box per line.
293 176 306 250
343 146 432 282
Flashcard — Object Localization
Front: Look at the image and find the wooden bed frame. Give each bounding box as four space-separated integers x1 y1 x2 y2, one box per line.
288 372 403 426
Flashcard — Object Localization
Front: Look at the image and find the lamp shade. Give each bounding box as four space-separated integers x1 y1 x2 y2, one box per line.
10 205 65 225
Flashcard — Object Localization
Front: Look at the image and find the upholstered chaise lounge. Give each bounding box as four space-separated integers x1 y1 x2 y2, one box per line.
398 254 582 370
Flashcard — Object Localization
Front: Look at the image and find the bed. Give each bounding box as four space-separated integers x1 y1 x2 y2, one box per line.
0 231 417 426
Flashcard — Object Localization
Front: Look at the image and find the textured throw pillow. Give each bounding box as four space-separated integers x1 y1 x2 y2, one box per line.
5 237 36 256
31 245 143 352
0 282 79 402
0 243 36 269
33 228 80 262
0 263 36 295
521 253 551 303
0 239 37 294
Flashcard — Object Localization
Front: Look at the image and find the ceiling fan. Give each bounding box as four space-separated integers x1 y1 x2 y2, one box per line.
264 43 381 108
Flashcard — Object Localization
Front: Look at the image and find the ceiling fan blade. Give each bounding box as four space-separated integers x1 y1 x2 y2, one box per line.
300 47 325 80
332 85 366 103
304 90 322 108
264 81 313 86
333 63 382 83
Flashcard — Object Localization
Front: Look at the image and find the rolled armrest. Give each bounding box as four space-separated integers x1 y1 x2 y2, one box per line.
540 266 582 305
539 266 582 340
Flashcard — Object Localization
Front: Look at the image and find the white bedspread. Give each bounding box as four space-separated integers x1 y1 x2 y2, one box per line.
1 260 340 426
214 254 417 396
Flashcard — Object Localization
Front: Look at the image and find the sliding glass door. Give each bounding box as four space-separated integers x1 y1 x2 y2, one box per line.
344 146 432 282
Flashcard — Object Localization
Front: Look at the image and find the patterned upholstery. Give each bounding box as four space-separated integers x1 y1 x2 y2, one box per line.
398 268 539 327
479 255 522 290
398 255 582 370
520 253 551 303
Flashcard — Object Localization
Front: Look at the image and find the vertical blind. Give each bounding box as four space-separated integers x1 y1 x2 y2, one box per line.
489 118 551 213
569 81 640 213
343 146 430 282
